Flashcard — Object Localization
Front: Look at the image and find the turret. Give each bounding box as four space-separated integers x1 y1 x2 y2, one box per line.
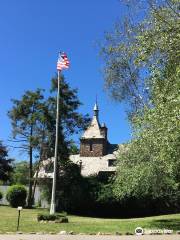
80 102 108 157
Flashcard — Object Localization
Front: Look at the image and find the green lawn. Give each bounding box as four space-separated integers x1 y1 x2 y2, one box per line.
0 206 179 234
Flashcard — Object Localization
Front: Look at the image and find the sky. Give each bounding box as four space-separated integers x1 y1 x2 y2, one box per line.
0 0 132 160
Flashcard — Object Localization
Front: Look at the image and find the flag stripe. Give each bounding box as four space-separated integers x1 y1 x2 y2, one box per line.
57 52 70 71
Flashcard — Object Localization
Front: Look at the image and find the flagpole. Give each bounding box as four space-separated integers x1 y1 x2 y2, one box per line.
50 69 61 215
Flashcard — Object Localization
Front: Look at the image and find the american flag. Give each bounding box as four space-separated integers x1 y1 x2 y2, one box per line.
57 52 70 71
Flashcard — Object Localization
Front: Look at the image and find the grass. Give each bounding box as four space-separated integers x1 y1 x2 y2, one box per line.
0 205 180 234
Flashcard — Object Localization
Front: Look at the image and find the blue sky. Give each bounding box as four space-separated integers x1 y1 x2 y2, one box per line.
0 0 132 160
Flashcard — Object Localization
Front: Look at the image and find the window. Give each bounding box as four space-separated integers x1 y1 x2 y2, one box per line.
89 142 92 152
108 159 117 167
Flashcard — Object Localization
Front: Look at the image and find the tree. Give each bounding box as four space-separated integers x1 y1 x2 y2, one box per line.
8 89 47 207
39 75 90 210
101 0 180 212
0 141 13 183
48 74 90 161
8 75 90 208
12 161 29 185
101 0 179 116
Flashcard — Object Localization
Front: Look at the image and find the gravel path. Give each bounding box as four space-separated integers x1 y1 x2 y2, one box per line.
0 235 179 240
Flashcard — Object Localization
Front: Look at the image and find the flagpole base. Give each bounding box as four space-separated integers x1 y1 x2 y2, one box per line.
50 203 56 215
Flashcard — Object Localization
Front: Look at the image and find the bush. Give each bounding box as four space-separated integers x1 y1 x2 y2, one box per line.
6 185 27 207
0 191 3 201
37 213 68 223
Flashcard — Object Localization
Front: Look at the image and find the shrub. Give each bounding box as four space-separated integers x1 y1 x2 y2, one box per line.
0 191 3 201
37 213 68 223
6 185 27 207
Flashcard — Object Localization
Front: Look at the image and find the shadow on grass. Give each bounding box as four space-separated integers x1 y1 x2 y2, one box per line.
149 219 180 230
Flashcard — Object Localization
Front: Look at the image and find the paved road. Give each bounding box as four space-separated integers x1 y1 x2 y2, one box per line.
0 235 179 240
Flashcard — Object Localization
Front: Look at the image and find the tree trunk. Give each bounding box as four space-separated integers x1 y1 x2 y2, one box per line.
32 158 41 202
27 124 33 208
32 132 46 203
27 144 33 208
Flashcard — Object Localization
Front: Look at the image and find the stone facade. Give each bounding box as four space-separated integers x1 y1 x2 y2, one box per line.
80 138 107 157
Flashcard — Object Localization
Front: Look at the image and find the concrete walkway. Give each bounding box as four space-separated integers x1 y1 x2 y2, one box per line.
0 235 179 240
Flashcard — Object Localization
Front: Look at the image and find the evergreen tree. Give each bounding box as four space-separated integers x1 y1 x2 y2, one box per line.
0 141 13 182
8 89 47 207
8 75 90 208
39 75 90 210
48 74 90 162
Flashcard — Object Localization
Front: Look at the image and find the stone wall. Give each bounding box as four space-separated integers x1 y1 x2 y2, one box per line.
80 138 107 157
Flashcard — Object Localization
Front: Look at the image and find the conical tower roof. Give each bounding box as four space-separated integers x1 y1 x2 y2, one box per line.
81 103 104 139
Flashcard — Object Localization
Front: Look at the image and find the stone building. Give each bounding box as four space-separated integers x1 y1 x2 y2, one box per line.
37 102 120 178
69 102 119 176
